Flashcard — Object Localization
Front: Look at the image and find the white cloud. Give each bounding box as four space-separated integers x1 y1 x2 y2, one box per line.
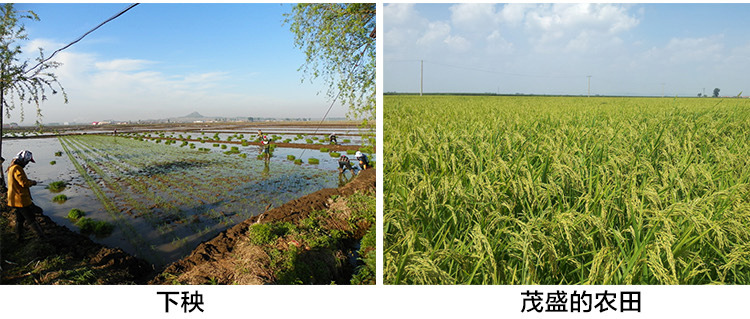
416 21 451 46
644 36 724 65
384 3 419 26
95 59 154 72
486 30 513 54
5 43 246 124
449 3 500 32
522 4 640 52
500 4 534 26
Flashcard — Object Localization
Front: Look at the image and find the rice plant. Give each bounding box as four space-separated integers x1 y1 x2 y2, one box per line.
384 95 750 285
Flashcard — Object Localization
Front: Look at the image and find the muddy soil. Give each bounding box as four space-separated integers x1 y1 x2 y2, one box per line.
150 168 375 284
0 199 153 284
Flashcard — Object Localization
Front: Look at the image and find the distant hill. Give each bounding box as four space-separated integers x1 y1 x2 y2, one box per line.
181 111 205 118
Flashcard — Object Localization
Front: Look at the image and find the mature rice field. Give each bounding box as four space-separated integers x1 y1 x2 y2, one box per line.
384 95 750 284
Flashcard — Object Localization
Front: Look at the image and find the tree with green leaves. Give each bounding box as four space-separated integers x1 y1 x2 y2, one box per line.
0 3 67 155
285 3 375 127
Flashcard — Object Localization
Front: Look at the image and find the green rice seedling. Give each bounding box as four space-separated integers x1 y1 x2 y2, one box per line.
224 146 241 155
287 155 296 161
221 144 228 150
76 218 114 237
213 143 220 147
239 153 247 159
329 152 341 158
308 158 319 164
306 139 314 144
346 150 356 155
47 181 67 192
343 139 351 143
49 161 56 165
68 208 86 221
54 151 62 157
242 141 249 147
294 159 303 165
320 147 329 152
52 194 68 203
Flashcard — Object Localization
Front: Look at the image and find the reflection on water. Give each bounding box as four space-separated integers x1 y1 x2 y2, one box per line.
4 134 377 268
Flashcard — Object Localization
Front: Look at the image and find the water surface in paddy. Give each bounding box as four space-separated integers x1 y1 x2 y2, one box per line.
3 134 375 267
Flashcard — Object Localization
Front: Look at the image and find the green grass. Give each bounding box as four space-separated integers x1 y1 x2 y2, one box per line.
239 192 375 285
384 95 750 285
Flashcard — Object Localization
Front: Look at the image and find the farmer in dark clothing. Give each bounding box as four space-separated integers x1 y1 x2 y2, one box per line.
329 133 337 145
338 154 357 174
7 150 45 241
355 151 370 170
0 156 6 194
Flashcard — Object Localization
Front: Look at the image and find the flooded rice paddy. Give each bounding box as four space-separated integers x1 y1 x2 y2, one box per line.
4 132 375 267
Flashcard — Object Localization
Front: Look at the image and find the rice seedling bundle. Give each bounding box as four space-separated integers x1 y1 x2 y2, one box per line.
384 95 750 285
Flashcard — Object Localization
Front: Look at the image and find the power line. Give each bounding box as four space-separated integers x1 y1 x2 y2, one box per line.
24 3 139 76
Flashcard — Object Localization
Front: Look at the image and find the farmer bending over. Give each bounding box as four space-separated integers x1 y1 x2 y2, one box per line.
338 154 357 175
330 133 337 145
355 151 371 170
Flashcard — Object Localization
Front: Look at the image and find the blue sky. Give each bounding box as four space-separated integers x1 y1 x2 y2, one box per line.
384 3 750 97
10 3 344 125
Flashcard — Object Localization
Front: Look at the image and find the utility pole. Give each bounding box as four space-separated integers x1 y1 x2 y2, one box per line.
420 60 423 97
587 75 591 97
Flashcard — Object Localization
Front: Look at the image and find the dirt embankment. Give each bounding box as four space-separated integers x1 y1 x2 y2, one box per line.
150 168 375 284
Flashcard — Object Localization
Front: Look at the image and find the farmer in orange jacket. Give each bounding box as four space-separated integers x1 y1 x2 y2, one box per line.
7 150 45 241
